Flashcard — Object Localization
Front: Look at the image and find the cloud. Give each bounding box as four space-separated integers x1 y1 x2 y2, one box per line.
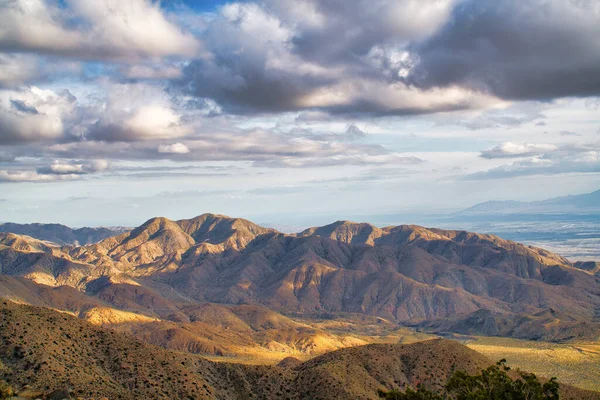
253 153 423 168
480 142 559 159
5 126 417 172
0 86 76 144
36 159 109 175
87 104 190 141
560 130 581 137
119 64 183 80
158 143 190 154
175 0 504 115
344 124 367 141
405 0 600 100
467 142 600 179
264 0 458 63
0 0 200 61
0 159 109 183
0 54 41 87
0 151 15 162
0 169 79 183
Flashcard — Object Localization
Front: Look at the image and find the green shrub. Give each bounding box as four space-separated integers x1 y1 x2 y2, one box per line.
378 360 559 400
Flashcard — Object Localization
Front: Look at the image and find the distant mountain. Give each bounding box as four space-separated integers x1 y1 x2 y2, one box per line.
461 189 600 214
1 301 596 400
1 213 599 346
0 222 128 245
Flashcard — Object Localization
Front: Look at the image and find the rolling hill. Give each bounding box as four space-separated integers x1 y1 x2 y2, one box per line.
1 301 597 400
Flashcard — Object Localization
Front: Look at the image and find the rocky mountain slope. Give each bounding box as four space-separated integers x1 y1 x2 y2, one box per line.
1 301 597 400
0 213 599 344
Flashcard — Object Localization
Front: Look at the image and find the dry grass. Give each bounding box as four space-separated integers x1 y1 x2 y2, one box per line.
463 336 600 392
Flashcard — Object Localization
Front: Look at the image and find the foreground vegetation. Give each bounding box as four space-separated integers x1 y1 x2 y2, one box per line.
378 360 559 400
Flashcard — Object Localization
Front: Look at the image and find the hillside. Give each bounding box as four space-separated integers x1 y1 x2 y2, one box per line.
1 301 597 400
0 213 599 344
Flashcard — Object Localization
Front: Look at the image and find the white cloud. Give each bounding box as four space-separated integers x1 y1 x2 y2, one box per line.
0 170 78 182
158 143 190 154
481 142 559 159
0 54 41 87
36 159 110 175
0 86 75 144
467 143 600 179
0 0 200 61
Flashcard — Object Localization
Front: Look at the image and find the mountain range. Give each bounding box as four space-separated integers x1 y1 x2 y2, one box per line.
0 222 128 246
461 189 600 215
0 213 598 352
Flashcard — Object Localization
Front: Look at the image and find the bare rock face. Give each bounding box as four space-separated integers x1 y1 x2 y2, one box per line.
0 214 599 341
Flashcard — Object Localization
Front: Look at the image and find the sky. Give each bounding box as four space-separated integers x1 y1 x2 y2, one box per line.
0 0 599 227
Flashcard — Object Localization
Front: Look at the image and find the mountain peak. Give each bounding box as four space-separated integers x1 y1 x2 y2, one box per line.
298 220 383 245
177 213 275 250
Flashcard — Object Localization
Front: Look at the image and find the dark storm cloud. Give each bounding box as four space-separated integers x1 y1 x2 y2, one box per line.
405 0 600 100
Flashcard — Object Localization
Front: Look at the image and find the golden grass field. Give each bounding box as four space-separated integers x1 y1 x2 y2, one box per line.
463 336 600 392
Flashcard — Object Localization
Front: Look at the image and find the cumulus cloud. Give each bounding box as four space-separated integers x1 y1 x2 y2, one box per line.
264 0 458 63
0 86 76 144
0 54 41 87
405 0 600 100
0 0 200 61
175 0 504 115
175 0 600 116
480 142 559 159
87 104 190 141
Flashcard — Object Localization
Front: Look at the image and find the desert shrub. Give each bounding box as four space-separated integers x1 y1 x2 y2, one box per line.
378 385 443 399
378 360 559 400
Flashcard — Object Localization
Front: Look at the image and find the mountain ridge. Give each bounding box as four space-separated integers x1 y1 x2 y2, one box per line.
0 222 129 246
461 189 600 215
0 213 598 345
